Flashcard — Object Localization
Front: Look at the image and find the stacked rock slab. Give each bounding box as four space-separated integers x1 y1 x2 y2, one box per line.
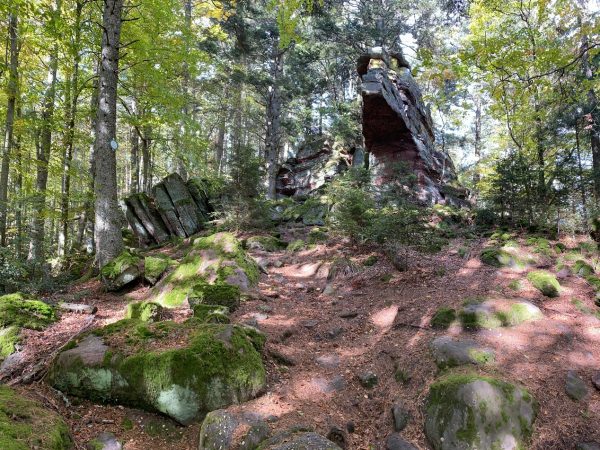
124 173 212 246
359 47 468 206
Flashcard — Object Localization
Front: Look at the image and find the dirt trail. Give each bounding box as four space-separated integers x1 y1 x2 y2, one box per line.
10 234 600 449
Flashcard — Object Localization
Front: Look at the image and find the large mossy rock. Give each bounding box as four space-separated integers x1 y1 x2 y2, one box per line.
0 293 57 362
198 409 270 450
480 247 525 268
47 320 266 425
151 232 259 307
0 384 72 449
459 299 542 330
144 255 172 285
100 250 142 291
574 260 595 277
425 373 537 450
527 270 560 297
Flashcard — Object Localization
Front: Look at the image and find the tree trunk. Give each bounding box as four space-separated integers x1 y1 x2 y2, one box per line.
473 95 482 185
265 44 284 200
29 0 61 271
130 126 139 193
93 0 124 268
141 125 152 193
0 13 19 248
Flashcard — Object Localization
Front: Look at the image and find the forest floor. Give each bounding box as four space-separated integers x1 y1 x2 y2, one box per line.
6 228 600 449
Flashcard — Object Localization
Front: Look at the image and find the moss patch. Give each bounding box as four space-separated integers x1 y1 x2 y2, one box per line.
527 270 560 297
480 247 520 268
287 239 305 252
101 250 140 279
193 304 230 323
188 282 241 311
431 308 456 329
574 260 595 277
246 235 286 252
144 255 171 283
125 301 163 323
0 385 72 449
0 293 56 330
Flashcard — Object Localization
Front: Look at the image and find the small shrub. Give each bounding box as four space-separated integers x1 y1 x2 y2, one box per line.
431 308 456 329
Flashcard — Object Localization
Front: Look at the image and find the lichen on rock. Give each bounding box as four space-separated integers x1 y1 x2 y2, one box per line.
47 320 266 425
425 373 537 450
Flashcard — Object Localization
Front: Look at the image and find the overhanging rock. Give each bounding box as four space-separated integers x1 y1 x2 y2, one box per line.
360 47 468 206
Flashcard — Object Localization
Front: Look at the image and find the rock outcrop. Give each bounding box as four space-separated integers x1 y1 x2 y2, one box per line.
275 137 354 199
124 174 212 247
359 47 468 206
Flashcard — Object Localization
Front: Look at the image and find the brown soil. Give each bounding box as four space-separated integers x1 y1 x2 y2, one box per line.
7 232 600 449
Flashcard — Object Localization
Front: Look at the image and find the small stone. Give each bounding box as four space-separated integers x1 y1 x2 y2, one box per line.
268 346 297 366
592 371 600 390
273 260 284 268
385 434 417 450
326 427 347 449
301 319 319 329
391 400 411 432
327 327 344 339
323 284 336 296
316 354 340 368
346 422 355 433
339 310 358 319
86 432 122 450
358 371 378 389
556 267 571 280
566 370 588 401
577 443 600 450
326 376 346 393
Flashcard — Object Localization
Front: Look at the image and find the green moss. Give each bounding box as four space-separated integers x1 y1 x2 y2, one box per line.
287 239 305 252
459 304 503 330
507 280 522 291
101 250 140 279
193 304 230 323
431 308 457 329
122 417 134 431
307 228 328 244
363 255 378 266
0 293 56 331
574 260 595 277
125 301 163 323
555 243 567 253
0 326 20 359
468 349 495 365
480 248 519 268
144 255 171 281
527 270 560 297
245 236 286 252
188 282 241 311
502 303 542 326
586 275 600 291
0 385 72 449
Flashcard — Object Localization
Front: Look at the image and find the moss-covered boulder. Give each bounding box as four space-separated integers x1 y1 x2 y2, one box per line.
245 236 286 252
425 373 537 450
150 232 259 308
198 409 270 450
459 299 542 330
188 282 241 311
101 250 142 291
125 301 164 323
431 308 457 330
430 336 494 369
47 320 267 425
480 247 519 268
0 293 57 362
287 239 305 252
527 270 560 297
193 304 230 324
0 384 72 449
144 255 172 285
574 260 595 277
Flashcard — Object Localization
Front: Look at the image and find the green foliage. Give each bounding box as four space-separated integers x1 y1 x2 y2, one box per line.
527 271 560 297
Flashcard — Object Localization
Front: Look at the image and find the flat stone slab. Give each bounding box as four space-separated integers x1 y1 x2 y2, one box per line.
431 336 495 369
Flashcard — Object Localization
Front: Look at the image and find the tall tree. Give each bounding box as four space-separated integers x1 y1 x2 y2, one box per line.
94 0 125 268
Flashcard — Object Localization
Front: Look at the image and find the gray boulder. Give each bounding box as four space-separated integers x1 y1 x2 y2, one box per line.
198 409 270 450
425 374 537 450
385 434 418 450
100 250 142 291
430 336 495 369
257 429 341 450
566 370 588 401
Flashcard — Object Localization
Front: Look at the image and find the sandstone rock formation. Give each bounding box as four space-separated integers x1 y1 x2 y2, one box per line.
124 174 212 246
276 137 355 199
359 47 468 206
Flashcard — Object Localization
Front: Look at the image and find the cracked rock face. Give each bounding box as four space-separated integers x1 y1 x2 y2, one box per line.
360 48 468 206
